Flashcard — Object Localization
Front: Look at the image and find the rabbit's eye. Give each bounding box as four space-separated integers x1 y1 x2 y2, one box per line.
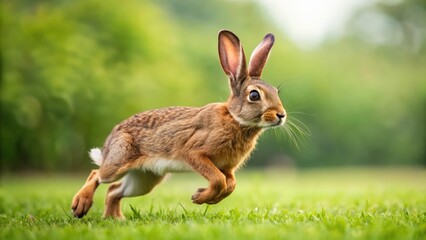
249 90 261 101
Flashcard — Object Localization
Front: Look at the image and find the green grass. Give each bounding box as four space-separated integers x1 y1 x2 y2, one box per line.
1 168 425 240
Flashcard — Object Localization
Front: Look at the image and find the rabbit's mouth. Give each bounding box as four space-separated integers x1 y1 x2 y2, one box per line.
259 110 286 128
276 118 286 126
269 119 285 128
259 118 285 129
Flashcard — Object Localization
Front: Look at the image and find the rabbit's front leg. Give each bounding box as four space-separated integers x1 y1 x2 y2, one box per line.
187 155 226 204
207 170 236 204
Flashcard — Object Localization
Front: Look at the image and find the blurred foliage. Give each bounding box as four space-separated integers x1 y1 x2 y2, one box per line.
347 0 426 53
1 0 425 171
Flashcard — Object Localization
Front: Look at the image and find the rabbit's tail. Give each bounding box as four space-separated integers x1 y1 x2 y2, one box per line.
89 148 103 166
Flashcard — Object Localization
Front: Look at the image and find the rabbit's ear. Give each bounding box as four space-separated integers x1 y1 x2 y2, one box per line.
218 30 248 94
248 33 275 78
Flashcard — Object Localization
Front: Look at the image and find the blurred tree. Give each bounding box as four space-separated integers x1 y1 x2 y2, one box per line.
0 0 211 171
348 0 426 53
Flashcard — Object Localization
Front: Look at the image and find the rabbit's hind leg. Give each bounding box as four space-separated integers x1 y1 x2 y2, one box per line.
103 170 166 219
71 132 140 219
98 132 140 183
71 170 101 218
71 150 130 219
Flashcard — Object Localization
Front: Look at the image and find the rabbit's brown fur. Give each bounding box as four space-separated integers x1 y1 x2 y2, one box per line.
71 30 286 219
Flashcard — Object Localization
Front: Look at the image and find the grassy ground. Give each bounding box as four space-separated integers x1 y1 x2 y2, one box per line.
1 168 425 240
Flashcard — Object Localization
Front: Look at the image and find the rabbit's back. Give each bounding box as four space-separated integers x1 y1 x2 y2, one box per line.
102 103 262 170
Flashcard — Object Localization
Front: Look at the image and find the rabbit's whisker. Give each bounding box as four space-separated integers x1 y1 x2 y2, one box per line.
278 114 311 150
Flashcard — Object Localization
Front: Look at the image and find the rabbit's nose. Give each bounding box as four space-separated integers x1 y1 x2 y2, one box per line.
276 113 286 119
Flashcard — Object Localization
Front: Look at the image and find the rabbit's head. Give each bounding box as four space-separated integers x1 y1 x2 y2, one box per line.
219 30 286 128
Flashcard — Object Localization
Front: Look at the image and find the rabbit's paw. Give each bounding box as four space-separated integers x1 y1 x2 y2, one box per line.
191 188 211 204
71 191 94 218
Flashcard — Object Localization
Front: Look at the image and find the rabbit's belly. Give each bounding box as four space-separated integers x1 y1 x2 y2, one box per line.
141 158 193 175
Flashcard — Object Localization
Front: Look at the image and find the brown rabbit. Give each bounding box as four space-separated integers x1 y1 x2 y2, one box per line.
71 30 286 219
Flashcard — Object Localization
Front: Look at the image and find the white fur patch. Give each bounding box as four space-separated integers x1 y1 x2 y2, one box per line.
142 158 193 175
89 148 103 166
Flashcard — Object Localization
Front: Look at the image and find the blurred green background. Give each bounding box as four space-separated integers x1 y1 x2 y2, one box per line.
1 0 425 172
